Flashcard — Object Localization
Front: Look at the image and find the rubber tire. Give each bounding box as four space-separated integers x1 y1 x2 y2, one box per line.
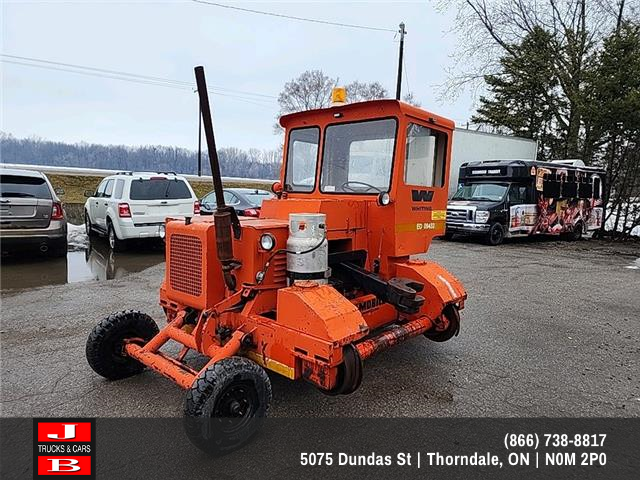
567 222 583 241
425 304 461 342
86 310 159 380
484 222 505 246
443 231 454 241
107 221 125 252
184 356 271 456
320 344 363 396
85 211 96 237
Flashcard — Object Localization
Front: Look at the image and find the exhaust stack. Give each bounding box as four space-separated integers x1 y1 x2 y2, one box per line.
194 66 241 290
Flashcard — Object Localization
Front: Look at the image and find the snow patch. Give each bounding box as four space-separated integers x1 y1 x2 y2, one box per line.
67 223 89 250
625 259 640 270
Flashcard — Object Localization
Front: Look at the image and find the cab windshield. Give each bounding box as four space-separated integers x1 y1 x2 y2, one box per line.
320 118 397 194
452 183 508 202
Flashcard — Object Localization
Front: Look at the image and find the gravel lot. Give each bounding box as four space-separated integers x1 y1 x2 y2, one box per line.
1 238 639 418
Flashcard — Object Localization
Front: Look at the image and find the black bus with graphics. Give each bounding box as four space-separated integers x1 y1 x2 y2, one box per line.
444 159 605 246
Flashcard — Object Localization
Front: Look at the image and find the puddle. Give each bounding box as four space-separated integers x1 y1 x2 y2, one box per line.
1 238 164 291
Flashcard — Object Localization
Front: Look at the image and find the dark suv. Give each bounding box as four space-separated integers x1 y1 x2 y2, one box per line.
0 168 67 257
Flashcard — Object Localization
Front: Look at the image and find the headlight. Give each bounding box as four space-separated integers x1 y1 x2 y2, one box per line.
158 224 166 239
377 192 391 206
475 210 490 224
260 233 275 251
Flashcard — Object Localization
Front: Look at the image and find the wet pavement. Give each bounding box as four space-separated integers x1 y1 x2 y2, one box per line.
1 237 638 418
0 238 164 290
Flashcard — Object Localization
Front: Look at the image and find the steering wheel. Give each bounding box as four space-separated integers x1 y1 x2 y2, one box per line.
340 181 382 193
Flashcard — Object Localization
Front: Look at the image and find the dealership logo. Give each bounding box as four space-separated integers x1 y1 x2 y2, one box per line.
33 419 95 478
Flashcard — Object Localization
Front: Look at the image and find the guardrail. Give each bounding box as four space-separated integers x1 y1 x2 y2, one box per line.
0 163 277 185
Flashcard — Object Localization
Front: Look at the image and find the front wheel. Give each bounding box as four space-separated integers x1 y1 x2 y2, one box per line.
484 222 505 246
86 310 159 380
184 357 272 456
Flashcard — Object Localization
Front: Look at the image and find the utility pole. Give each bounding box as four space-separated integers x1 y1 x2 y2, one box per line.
395 22 406 101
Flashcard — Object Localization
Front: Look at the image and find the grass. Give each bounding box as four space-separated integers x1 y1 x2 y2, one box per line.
47 173 273 204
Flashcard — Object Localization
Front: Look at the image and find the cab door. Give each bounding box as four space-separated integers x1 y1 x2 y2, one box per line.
506 184 530 232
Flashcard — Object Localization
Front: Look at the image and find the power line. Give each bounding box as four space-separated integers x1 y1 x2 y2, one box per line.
1 54 277 102
2 59 275 109
191 0 396 33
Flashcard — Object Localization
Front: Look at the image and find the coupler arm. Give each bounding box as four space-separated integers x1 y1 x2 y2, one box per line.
337 262 425 314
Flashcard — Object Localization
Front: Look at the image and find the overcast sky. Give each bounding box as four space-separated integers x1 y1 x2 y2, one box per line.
2 0 476 151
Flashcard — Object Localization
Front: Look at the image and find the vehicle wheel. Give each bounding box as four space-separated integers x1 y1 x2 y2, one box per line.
85 211 96 237
443 231 454 241
86 310 159 380
484 222 504 246
320 344 363 396
567 222 583 241
425 304 461 342
107 221 126 252
184 356 272 456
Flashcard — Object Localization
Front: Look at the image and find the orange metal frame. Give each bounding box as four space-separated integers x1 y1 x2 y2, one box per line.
131 100 467 392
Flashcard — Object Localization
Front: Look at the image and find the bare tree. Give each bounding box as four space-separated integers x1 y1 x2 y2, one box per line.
345 80 387 102
276 70 336 116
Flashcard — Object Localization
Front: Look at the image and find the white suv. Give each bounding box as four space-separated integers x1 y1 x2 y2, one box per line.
84 172 200 250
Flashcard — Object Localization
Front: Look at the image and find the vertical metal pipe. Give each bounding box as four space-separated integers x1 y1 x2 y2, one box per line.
197 99 202 177
395 22 406 101
194 66 239 290
194 66 226 209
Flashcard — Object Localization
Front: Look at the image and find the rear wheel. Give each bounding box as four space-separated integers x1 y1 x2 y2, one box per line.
85 211 96 237
425 304 461 342
484 222 505 246
184 357 271 456
86 310 159 380
443 231 454 241
566 221 583 241
320 344 363 396
107 221 126 252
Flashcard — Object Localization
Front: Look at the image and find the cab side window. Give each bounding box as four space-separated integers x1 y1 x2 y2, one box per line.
404 123 447 187
508 185 528 204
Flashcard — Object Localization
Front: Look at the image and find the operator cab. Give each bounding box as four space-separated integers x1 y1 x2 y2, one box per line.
261 98 455 263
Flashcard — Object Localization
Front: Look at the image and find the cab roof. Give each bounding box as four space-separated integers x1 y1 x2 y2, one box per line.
279 99 455 131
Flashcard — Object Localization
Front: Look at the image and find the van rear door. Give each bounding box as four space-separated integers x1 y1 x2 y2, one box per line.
0 174 53 229
127 177 195 224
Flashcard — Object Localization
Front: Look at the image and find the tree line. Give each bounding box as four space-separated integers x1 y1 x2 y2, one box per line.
0 133 281 179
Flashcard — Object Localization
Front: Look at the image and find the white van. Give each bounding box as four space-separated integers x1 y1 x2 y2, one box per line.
84 172 199 250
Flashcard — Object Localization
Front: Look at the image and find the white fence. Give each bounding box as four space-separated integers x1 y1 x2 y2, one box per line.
0 163 276 185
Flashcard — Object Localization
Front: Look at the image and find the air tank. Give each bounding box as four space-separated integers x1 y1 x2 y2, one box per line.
286 213 329 284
